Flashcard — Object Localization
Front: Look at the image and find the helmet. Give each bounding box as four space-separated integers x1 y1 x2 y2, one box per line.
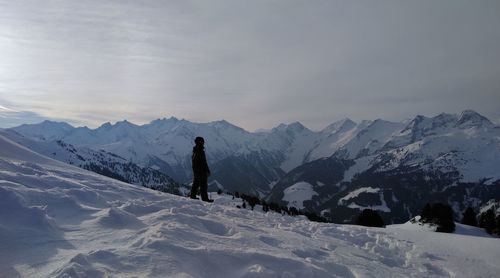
194 136 205 144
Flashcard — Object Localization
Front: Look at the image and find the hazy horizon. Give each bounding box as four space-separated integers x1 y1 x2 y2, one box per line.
1 1 500 130
3 109 497 133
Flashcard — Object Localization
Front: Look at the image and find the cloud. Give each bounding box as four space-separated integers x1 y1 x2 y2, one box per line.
0 1 499 130
0 108 48 128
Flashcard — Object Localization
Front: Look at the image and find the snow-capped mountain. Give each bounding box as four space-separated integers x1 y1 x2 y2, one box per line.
267 110 500 223
9 118 320 196
9 110 500 222
1 133 499 277
7 116 403 196
1 129 183 195
9 120 75 141
375 110 500 183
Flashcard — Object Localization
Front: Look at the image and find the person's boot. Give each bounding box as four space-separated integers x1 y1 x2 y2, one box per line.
190 190 199 200
190 187 199 199
200 191 213 203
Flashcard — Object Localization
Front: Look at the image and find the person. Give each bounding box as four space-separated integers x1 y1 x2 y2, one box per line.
190 136 214 202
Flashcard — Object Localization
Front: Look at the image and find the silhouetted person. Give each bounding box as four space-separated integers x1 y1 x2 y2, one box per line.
190 137 213 202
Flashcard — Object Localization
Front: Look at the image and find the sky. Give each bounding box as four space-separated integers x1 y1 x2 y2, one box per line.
1 0 499 131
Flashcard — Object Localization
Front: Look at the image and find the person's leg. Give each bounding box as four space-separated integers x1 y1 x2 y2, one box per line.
200 175 210 201
190 176 200 199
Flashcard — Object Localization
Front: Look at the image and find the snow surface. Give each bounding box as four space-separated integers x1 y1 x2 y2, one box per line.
338 187 381 204
389 218 493 238
282 181 318 210
338 187 391 213
341 156 373 182
1 134 500 277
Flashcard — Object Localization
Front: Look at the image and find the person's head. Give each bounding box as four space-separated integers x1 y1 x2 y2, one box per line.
194 136 205 146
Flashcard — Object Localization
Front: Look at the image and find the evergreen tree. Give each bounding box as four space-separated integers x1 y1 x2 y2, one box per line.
479 209 496 234
461 207 477 226
420 203 433 221
496 215 500 236
289 207 299 216
355 209 385 227
281 206 290 215
269 202 281 213
262 204 269 213
419 203 455 233
304 211 329 223
247 196 259 210
433 204 455 233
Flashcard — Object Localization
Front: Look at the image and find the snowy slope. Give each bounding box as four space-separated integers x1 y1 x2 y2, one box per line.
375 110 500 183
282 181 318 210
267 111 500 223
9 120 75 141
2 134 500 277
1 130 183 195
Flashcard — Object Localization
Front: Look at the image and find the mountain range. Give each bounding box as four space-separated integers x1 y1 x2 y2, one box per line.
2 132 498 277
5 110 500 223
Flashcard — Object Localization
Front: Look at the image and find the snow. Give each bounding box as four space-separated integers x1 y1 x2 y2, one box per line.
342 156 373 182
338 187 381 204
381 112 500 183
345 194 391 213
387 221 498 277
306 119 365 162
10 110 500 189
282 181 318 210
338 187 391 212
279 131 317 172
479 200 500 215
2 134 500 277
388 217 493 238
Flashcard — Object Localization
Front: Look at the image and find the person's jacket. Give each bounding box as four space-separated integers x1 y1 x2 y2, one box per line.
192 145 210 176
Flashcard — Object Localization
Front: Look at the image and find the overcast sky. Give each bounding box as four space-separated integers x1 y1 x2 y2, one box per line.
1 0 499 130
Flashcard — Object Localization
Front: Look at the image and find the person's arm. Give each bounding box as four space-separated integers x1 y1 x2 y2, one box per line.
202 151 211 176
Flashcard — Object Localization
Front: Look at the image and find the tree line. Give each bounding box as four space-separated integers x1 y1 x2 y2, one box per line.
222 190 500 236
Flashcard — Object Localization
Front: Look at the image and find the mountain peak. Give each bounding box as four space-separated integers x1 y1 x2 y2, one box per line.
16 120 74 130
115 119 138 127
97 120 138 130
99 122 113 129
323 118 356 134
38 120 74 129
208 120 248 133
150 116 179 124
456 110 493 128
9 120 75 141
273 121 310 133
401 115 430 132
288 121 308 131
430 113 458 129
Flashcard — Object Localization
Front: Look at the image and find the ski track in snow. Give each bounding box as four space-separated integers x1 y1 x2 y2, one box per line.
1 135 500 277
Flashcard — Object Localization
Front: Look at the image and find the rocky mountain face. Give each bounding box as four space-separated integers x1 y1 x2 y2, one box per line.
8 110 500 223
